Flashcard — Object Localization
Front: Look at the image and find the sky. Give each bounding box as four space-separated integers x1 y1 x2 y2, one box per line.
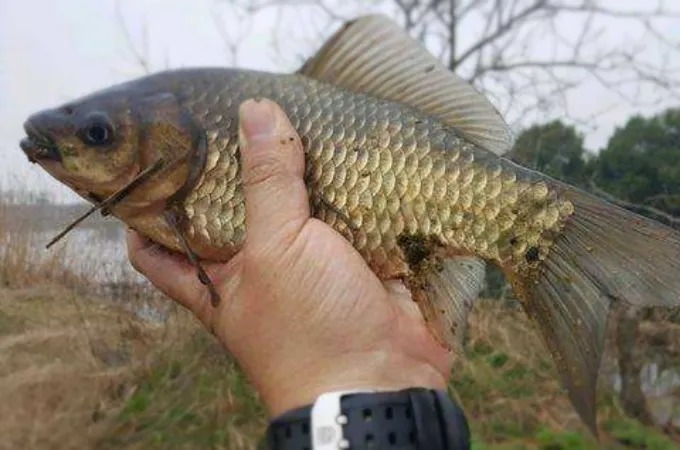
1 0 678 203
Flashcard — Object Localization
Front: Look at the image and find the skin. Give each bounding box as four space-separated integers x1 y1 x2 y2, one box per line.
126 99 452 417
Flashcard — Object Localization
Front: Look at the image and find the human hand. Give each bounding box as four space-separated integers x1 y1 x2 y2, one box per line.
127 99 452 417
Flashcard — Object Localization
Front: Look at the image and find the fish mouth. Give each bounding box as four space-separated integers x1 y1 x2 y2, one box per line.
20 120 62 163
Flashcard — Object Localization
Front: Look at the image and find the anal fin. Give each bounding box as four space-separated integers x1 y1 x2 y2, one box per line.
410 256 486 351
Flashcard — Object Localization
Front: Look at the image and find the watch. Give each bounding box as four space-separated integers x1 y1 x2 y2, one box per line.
264 388 470 450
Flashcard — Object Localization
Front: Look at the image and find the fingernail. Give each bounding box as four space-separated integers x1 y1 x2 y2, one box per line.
239 99 277 139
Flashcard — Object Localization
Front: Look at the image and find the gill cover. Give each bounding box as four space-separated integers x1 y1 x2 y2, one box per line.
129 92 208 210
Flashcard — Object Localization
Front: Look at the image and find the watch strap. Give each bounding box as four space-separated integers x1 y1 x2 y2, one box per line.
265 388 470 450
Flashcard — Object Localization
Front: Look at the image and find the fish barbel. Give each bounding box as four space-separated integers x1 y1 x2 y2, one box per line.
19 15 680 432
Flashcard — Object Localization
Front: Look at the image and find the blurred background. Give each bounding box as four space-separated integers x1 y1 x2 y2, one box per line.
0 1 678 448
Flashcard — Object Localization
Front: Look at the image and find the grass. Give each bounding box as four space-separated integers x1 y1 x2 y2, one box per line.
1 190 679 449
101 333 267 450
1 282 678 449
95 299 676 450
453 301 679 449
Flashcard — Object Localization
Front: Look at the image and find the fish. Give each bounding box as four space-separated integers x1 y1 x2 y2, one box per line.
19 15 680 433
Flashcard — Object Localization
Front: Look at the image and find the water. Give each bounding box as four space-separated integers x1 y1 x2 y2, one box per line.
20 225 134 282
1 209 169 323
643 362 680 427
611 359 680 427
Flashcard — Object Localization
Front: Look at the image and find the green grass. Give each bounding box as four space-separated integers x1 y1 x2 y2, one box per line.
603 417 678 450
100 332 266 450
471 423 677 450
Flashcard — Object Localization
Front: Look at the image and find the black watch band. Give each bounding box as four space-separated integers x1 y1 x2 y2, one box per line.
264 388 470 450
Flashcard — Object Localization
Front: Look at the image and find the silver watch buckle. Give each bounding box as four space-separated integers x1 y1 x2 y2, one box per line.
311 389 377 450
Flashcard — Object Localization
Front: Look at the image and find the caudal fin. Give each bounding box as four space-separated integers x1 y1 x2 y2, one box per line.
509 185 680 434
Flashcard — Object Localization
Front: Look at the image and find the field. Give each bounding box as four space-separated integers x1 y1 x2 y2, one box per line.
0 195 678 449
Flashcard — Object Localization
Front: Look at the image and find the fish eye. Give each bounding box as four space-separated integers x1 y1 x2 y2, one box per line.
78 113 115 147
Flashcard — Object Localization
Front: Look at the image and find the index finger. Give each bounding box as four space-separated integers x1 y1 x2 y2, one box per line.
126 230 213 312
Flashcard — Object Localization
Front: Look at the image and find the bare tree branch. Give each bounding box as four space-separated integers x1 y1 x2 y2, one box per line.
455 0 547 68
211 0 680 135
115 1 151 74
553 2 680 19
211 3 255 66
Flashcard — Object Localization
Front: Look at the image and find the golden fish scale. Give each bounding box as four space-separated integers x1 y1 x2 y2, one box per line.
172 70 574 277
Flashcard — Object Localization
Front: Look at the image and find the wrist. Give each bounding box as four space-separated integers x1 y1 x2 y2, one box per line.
256 313 452 417
261 349 448 417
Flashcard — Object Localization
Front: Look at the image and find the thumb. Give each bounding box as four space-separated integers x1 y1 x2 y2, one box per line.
238 99 309 250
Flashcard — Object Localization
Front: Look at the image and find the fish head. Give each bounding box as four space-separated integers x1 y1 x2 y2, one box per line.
20 80 205 211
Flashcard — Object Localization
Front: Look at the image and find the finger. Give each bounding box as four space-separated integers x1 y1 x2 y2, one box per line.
238 99 309 250
126 230 212 313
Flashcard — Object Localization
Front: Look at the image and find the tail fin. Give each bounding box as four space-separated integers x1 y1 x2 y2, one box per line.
508 185 680 434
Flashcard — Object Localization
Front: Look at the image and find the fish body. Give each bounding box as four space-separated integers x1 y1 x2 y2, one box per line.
19 16 680 433
121 68 569 280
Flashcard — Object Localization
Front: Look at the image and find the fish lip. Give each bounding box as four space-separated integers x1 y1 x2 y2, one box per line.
20 120 62 163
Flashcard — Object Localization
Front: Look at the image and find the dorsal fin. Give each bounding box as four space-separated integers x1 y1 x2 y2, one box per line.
299 15 513 155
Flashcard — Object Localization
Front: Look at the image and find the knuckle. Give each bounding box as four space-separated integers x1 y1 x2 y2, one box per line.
242 153 290 189
127 248 142 272
244 214 305 257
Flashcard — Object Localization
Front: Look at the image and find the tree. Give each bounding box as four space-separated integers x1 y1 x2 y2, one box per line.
221 0 680 129
509 120 590 185
594 108 680 217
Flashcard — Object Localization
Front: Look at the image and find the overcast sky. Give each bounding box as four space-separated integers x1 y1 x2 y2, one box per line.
1 0 678 203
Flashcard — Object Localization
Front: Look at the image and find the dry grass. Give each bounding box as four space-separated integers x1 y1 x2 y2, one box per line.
0 191 183 449
0 281 264 450
1 282 677 449
0 213 73 289
0 284 169 449
0 190 266 448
